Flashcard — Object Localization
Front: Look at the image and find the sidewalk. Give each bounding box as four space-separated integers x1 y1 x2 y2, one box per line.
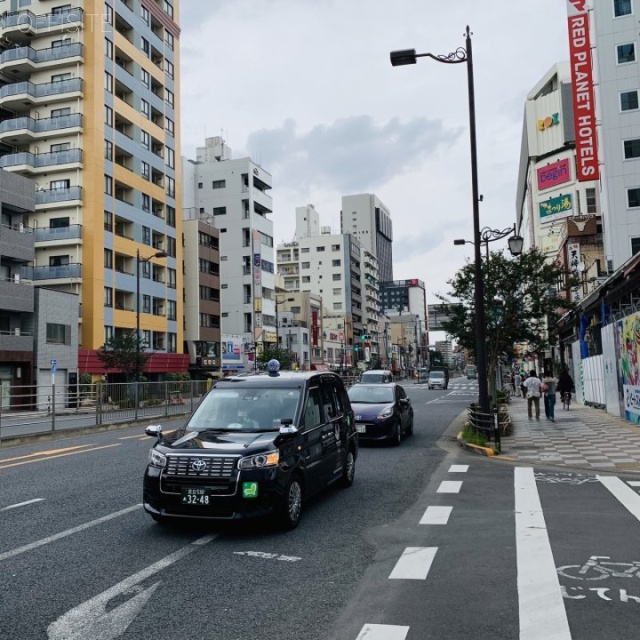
496 394 640 473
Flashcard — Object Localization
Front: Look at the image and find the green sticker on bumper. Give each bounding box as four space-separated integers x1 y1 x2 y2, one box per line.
243 482 258 498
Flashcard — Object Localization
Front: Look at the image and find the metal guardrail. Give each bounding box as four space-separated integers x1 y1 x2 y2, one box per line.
0 380 210 444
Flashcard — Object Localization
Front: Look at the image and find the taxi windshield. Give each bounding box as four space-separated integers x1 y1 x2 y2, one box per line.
186 387 302 431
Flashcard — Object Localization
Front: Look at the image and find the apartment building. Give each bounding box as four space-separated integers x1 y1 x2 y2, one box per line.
183 137 274 371
0 0 185 379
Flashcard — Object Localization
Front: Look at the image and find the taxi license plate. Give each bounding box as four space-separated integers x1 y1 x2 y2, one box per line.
181 487 211 506
356 424 366 434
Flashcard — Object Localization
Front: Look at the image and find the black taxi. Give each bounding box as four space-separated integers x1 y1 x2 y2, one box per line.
143 360 357 529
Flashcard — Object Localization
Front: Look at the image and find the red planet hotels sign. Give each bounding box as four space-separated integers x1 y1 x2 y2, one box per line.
566 0 599 181
537 158 571 191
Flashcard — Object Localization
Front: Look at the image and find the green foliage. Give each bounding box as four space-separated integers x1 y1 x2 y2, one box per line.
258 346 294 370
437 247 580 367
462 422 488 447
97 330 149 382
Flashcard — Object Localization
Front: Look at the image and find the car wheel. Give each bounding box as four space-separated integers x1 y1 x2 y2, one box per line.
392 421 402 446
278 474 304 530
339 447 356 488
150 513 167 525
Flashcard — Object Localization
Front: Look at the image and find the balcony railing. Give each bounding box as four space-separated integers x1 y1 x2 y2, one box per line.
0 42 83 66
0 113 83 136
0 148 82 169
0 78 83 101
1 7 84 31
24 263 82 280
35 186 82 206
34 224 82 242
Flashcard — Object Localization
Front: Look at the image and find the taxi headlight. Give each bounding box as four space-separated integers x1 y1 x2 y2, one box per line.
148 448 167 468
238 451 280 470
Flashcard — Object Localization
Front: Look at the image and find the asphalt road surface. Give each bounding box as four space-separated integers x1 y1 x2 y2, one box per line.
2 379 640 640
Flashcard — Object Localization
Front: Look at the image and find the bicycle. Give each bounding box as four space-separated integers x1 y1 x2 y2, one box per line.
562 391 571 410
557 555 640 581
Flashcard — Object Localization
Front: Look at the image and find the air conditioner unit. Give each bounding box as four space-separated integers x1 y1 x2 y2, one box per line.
13 273 20 283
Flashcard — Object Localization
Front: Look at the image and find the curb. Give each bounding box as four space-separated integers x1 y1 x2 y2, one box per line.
456 431 496 457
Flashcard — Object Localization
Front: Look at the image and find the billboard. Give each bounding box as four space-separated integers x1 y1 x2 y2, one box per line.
616 313 640 423
566 0 599 181
539 194 573 223
537 158 571 191
222 335 244 370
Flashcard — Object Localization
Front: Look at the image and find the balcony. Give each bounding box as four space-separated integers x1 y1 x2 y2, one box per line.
0 276 34 312
0 113 83 144
0 148 82 174
0 222 33 261
0 8 84 43
0 330 33 352
34 224 82 243
27 263 81 281
35 186 82 209
0 43 83 77
0 78 83 109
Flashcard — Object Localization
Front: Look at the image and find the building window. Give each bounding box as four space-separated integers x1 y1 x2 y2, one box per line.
143 295 151 314
618 43 636 64
141 37 150 57
332 244 341 251
165 88 174 108
105 71 113 93
104 248 113 268
332 274 342 281
141 161 150 180
165 60 174 79
105 38 113 60
142 194 150 212
212 179 225 189
333 288 341 295
50 217 69 228
316 246 325 252
625 138 640 159
166 176 175 198
164 0 174 18
51 179 70 190
166 118 175 136
104 139 112 161
301 262 310 269
104 210 112 232
153 333 165 350
141 69 150 88
614 0 633 17
47 323 71 345
168 300 176 321
104 175 112 195
141 99 150 119
332 259 341 267
586 188 597 214
141 130 150 150
105 104 113 127
105 3 113 25
167 333 177 353
302 276 311 283
198 182 203 189
141 5 150 24
621 90 639 111
627 187 640 207
142 226 151 245
213 206 226 216
632 237 640 255
166 206 176 227
104 286 113 307
166 147 175 169
105 326 114 343
333 302 343 311
165 31 174 50
168 268 176 289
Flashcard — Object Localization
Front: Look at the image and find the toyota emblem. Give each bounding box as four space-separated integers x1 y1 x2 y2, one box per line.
191 459 207 472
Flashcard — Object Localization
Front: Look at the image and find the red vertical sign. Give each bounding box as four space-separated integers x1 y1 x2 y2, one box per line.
566 0 599 181
312 311 318 347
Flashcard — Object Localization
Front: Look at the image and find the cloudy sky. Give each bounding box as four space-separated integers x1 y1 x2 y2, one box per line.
179 0 570 313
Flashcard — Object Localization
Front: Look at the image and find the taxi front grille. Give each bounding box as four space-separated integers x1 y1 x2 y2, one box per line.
165 455 237 477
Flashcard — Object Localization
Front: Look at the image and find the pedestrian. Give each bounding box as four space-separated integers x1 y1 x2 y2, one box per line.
514 371 522 397
520 370 528 398
557 367 575 409
542 370 558 422
523 370 543 420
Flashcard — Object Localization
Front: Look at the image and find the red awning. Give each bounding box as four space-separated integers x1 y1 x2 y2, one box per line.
311 364 329 371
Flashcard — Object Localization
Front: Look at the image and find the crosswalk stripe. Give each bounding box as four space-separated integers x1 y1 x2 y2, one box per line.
356 624 410 640
437 480 462 493
515 467 572 640
389 547 437 580
599 475 640 521
448 465 469 473
419 506 452 525
627 481 640 487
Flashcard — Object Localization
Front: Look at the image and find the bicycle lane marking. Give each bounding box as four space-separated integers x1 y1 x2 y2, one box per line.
515 467 572 640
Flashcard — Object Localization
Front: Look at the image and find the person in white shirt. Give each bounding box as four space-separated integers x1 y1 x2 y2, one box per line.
523 370 543 420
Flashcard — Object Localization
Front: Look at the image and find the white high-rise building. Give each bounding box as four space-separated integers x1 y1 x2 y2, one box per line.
183 137 274 370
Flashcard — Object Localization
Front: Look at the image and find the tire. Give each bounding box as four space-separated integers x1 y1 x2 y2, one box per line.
339 447 356 488
150 513 168 525
277 475 304 530
392 421 402 446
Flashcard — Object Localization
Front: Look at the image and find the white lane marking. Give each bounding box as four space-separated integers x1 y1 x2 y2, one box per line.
47 535 216 640
355 624 410 640
448 465 469 473
627 481 640 487
233 551 302 562
515 467 571 640
599 476 640 520
419 506 452 525
0 504 141 562
437 480 462 493
389 547 437 580
1 498 44 511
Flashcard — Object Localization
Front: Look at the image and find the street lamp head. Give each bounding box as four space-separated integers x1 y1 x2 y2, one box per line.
390 49 417 66
153 250 168 259
453 239 467 246
508 234 524 257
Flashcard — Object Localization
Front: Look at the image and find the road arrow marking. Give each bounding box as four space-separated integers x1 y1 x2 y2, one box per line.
47 534 216 640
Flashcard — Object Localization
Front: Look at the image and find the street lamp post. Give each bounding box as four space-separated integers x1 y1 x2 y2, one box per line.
391 26 493 415
136 249 167 382
454 224 524 260
274 296 294 359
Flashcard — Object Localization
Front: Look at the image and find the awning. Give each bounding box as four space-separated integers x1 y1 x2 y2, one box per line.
311 364 329 371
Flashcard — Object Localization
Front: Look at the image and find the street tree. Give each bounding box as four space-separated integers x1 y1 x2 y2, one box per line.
258 346 294 370
97 330 149 381
437 247 579 390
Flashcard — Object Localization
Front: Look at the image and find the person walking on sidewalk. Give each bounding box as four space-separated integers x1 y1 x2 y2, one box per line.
542 370 558 422
523 370 543 420
557 367 575 409
514 371 522 397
